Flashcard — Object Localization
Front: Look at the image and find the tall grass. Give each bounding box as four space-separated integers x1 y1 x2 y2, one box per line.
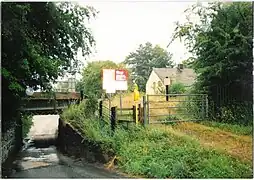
62 103 253 178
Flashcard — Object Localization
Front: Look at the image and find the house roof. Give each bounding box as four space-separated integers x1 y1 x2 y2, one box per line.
153 67 196 86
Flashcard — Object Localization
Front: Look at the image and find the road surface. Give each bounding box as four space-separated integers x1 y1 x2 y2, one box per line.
7 115 124 178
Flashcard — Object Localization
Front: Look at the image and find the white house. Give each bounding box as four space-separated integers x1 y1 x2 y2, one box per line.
146 64 196 95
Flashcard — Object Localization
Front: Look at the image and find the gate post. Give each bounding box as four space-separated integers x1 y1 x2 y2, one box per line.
132 105 136 123
138 104 143 124
110 107 116 134
99 100 103 121
143 96 147 126
147 95 150 124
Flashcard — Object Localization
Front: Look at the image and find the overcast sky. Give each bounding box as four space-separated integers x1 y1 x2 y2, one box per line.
77 1 197 63
59 1 198 81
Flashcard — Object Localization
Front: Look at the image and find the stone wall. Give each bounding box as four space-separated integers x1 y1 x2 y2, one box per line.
57 118 114 164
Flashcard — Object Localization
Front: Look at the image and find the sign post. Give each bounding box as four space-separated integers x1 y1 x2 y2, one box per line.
102 68 128 118
164 77 171 101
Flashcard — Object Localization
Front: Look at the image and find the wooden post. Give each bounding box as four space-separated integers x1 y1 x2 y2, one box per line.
111 107 116 133
99 100 103 121
80 90 84 101
133 105 136 123
138 104 143 125
143 96 147 126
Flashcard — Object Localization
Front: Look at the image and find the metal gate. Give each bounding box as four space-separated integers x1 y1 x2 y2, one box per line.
145 94 208 124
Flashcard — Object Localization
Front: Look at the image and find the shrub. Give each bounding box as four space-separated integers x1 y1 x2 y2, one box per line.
168 83 186 94
21 114 33 138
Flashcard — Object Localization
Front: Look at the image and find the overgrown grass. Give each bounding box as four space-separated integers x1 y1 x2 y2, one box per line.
199 121 253 136
62 103 253 178
21 114 33 138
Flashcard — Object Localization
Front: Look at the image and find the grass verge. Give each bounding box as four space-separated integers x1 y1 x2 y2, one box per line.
199 121 253 136
61 103 253 178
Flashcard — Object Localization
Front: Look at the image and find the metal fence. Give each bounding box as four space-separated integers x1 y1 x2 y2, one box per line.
146 94 208 124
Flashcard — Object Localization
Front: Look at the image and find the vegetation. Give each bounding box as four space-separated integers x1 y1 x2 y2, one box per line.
170 2 252 124
168 83 186 94
199 121 252 136
2 2 96 132
21 114 33 138
124 42 174 91
62 103 252 178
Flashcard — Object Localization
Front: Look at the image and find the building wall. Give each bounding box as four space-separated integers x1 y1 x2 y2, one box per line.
146 71 163 95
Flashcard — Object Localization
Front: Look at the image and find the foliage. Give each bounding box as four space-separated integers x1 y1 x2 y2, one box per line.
182 57 195 68
21 114 33 138
78 61 131 99
62 104 252 178
199 121 252 136
2 2 96 131
124 42 174 91
170 2 252 124
168 83 186 94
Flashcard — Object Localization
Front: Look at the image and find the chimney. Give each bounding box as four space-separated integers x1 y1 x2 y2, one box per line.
178 64 184 69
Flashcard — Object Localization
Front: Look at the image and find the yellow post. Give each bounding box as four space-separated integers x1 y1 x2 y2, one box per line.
133 83 140 125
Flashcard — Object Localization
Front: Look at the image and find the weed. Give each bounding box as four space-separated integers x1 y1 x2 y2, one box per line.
62 104 253 178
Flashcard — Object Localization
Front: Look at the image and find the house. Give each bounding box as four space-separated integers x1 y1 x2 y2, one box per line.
146 64 196 95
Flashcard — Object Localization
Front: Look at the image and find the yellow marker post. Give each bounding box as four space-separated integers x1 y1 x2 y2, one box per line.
133 83 140 124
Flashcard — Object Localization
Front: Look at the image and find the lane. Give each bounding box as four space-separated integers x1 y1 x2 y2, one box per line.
8 115 124 178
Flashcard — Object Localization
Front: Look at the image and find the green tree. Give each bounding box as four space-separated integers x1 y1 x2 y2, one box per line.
170 2 252 124
182 57 195 68
124 42 174 92
2 2 97 131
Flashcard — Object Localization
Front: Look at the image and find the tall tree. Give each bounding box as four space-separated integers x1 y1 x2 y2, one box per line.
124 42 173 91
170 2 252 124
2 2 97 131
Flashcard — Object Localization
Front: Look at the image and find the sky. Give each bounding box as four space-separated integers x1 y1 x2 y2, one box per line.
78 1 197 63
59 1 198 81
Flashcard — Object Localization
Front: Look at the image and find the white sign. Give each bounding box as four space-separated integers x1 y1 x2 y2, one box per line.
103 69 128 92
102 69 115 90
115 81 128 91
115 70 128 81
115 69 128 90
163 77 171 86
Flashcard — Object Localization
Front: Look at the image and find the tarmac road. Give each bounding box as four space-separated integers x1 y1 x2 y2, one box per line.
8 115 124 178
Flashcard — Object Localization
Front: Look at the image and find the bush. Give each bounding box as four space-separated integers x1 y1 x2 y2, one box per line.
168 83 186 94
62 104 252 178
21 114 33 138
219 102 253 125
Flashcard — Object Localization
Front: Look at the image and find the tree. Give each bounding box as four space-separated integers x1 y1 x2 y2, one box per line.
170 2 252 124
124 42 174 92
79 61 131 99
2 2 97 131
182 57 195 68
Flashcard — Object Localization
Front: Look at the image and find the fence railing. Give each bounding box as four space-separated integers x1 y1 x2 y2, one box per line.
98 93 209 132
